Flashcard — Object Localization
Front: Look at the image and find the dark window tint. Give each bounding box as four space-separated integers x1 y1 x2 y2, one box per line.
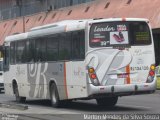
16 41 26 63
10 42 16 64
8 30 85 64
35 38 46 62
59 33 71 60
46 35 58 61
72 31 85 60
4 46 9 71
129 22 151 45
26 40 35 62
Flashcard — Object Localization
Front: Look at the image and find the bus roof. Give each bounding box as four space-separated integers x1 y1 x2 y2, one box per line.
5 32 28 42
5 19 89 42
30 20 89 31
5 18 149 43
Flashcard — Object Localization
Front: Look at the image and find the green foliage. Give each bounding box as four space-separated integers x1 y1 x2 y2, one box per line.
157 77 160 89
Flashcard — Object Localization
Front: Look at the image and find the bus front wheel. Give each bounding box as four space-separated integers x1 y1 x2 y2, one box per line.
50 83 61 108
13 83 26 103
96 96 118 107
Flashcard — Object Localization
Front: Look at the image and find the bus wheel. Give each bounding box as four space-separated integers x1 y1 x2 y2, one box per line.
96 96 118 107
13 83 26 103
50 83 61 108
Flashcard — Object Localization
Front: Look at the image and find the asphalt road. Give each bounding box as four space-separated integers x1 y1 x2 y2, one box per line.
0 90 160 120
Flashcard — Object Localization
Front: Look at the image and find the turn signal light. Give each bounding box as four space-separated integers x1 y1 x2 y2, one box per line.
150 65 155 71
88 68 95 73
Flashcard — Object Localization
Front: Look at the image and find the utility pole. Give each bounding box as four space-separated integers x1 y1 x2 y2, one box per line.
16 0 25 32
16 0 22 16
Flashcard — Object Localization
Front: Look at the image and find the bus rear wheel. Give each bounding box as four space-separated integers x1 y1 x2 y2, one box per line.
96 96 118 107
50 83 61 108
13 83 26 103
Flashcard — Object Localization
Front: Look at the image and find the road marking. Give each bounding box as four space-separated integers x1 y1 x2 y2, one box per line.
118 104 151 109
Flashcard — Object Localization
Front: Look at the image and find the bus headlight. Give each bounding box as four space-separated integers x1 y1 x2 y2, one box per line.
89 68 95 74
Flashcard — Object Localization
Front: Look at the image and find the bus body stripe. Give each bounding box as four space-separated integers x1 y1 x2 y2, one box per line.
126 65 131 84
64 62 68 99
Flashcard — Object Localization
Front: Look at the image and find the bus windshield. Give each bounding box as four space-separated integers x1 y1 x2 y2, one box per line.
89 21 151 47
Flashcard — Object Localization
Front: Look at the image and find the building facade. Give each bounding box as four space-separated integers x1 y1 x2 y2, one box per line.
0 0 94 20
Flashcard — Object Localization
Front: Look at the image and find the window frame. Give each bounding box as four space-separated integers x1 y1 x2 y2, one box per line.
89 21 152 48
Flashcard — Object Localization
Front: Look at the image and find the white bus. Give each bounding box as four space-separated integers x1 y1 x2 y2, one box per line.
3 18 156 107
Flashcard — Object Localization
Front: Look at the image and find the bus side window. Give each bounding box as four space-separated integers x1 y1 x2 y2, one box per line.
26 40 35 63
46 35 59 61
59 33 71 60
35 38 46 62
16 40 26 63
79 31 85 59
10 42 16 64
72 31 85 60
4 46 9 71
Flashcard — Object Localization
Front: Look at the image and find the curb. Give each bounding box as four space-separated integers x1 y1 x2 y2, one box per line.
0 103 28 110
155 90 160 94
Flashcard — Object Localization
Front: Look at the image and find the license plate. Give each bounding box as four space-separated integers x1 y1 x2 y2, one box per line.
117 73 129 78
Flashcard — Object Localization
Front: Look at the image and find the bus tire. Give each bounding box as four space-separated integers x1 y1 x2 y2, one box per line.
13 83 26 103
50 83 61 108
96 96 118 107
